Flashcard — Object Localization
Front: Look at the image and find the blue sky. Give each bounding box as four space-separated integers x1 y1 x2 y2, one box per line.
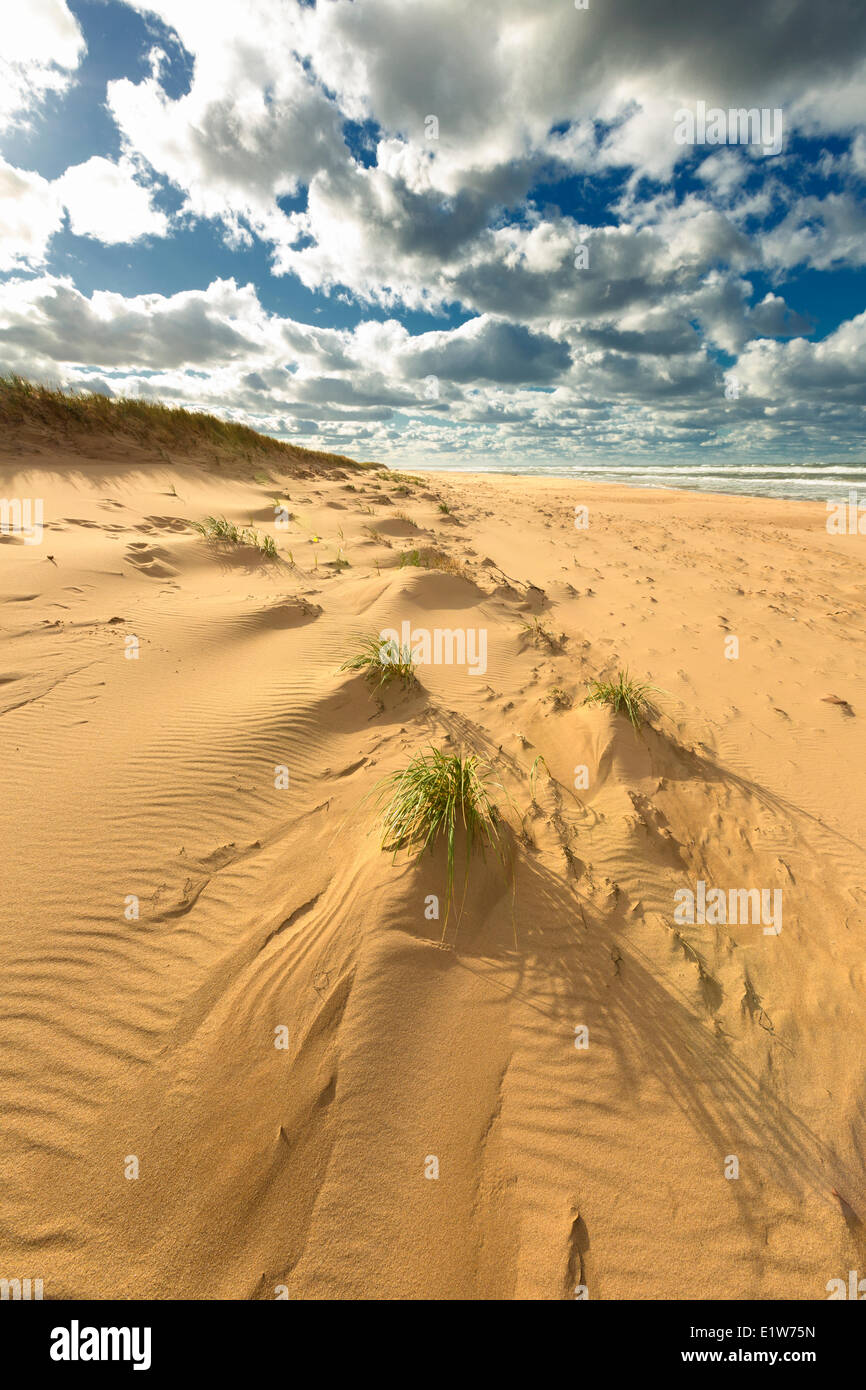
1 0 865 467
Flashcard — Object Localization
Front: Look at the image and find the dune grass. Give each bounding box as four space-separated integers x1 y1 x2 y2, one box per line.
519 615 559 650
0 374 361 471
374 748 503 932
583 668 660 731
398 546 463 575
340 633 417 691
363 524 392 546
376 469 423 486
191 515 277 556
528 753 550 803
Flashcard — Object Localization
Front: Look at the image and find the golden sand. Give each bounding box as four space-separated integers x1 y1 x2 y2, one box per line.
2 425 865 1299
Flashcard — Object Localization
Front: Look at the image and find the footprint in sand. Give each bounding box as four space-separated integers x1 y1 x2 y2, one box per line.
124 541 179 578
142 515 194 533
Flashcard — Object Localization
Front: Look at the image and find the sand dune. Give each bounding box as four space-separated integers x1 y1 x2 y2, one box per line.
2 424 865 1300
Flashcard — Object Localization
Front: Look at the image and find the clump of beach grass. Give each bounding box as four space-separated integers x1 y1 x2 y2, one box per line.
363 524 392 547
583 668 660 731
520 615 558 650
192 515 277 557
339 633 417 691
399 546 463 575
374 748 504 933
377 469 423 486
192 514 242 543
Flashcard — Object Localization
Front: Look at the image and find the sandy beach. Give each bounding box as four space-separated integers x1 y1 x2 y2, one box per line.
1 410 865 1301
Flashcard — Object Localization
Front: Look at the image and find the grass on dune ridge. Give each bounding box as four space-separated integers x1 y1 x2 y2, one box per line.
583 668 661 731
191 515 278 557
0 374 366 472
374 748 505 934
340 633 417 691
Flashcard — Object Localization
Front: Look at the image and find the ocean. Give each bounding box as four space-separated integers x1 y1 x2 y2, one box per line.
425 460 866 503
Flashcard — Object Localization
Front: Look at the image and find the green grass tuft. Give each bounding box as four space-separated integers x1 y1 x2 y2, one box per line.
582 668 660 731
192 515 277 557
374 748 502 932
339 633 417 691
376 470 423 486
398 546 462 575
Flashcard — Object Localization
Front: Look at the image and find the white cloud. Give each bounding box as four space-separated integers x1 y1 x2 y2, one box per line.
696 150 750 199
105 0 866 306
1 273 863 464
737 310 866 403
760 192 866 272
851 134 866 178
0 276 273 370
55 157 169 243
0 158 63 271
0 0 85 132
106 1 347 240
0 153 168 272
2 2 865 465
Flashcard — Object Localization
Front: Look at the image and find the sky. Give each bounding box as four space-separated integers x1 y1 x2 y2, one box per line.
0 0 865 470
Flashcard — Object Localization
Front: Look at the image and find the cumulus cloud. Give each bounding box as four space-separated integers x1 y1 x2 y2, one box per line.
0 0 85 132
1 0 865 464
0 153 167 272
1 273 861 465
55 157 169 244
106 2 347 243
405 318 571 385
0 277 268 370
0 159 63 271
760 193 866 272
102 0 866 299
737 310 866 405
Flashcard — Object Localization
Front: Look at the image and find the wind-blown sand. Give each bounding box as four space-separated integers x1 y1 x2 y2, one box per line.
2 426 865 1300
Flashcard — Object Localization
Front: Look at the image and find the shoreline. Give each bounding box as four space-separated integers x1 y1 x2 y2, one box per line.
414 465 866 508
